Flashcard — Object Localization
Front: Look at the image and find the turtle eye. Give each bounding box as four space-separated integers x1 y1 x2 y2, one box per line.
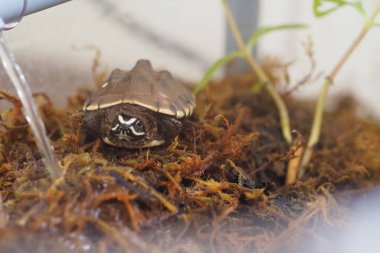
134 120 144 132
129 119 145 137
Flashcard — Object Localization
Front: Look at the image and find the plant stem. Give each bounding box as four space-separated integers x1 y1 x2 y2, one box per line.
222 0 292 144
300 4 380 176
285 136 304 185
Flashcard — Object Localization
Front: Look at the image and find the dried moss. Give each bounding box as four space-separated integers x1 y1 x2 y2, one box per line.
0 73 379 253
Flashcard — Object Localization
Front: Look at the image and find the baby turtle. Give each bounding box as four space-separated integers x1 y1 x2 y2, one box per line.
82 60 195 149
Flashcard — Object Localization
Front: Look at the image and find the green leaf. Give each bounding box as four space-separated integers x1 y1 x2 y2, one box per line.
246 24 308 52
194 50 243 94
251 82 264 94
313 0 366 18
374 23 380 28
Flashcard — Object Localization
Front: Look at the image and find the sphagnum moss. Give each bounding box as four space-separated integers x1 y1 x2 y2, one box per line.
0 73 379 253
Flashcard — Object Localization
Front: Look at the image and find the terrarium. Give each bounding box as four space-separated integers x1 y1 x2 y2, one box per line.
0 1 379 253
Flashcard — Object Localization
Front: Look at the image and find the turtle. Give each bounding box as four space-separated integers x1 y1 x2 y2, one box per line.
82 59 196 149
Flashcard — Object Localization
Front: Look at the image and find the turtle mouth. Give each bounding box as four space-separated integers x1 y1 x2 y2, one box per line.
114 132 140 140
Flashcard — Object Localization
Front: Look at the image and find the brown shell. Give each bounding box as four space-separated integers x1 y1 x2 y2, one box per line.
83 60 195 119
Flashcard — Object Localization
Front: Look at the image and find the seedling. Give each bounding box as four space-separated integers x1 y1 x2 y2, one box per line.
195 0 307 145
196 0 380 184
299 0 380 178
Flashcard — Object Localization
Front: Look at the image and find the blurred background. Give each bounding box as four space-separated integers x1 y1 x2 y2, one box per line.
1 2 380 252
1 0 380 118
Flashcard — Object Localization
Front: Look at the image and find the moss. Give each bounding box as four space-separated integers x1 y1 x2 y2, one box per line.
0 72 379 253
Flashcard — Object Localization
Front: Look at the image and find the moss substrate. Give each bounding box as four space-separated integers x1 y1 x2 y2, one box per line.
0 73 379 253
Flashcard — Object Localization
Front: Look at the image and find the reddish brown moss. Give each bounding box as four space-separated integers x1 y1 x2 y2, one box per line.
0 73 379 253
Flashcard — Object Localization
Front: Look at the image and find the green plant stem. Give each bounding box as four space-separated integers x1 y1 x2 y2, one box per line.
300 4 380 176
221 0 292 144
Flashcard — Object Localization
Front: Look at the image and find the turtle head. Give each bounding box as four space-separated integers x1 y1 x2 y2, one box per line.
102 104 163 148
84 103 181 149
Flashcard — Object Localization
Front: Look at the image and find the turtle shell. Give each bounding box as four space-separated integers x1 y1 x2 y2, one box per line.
83 60 195 119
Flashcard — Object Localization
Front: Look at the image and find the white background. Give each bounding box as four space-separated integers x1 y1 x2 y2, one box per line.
1 0 380 118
